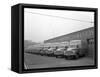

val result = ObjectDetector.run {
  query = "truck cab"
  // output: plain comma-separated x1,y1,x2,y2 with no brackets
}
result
46,47,57,56
40,47,49,56
54,46,67,57
64,40,88,59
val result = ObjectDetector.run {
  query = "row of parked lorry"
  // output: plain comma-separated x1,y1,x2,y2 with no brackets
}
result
25,40,88,59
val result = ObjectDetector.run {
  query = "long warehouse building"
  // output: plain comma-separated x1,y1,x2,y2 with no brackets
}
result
44,27,95,58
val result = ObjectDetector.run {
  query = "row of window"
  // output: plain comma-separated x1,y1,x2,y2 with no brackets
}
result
87,38,94,44
45,28,94,43
68,29,94,40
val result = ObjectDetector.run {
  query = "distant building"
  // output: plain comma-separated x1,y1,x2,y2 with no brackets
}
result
44,27,94,58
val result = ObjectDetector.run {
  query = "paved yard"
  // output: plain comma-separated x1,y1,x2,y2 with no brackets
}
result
24,53,94,69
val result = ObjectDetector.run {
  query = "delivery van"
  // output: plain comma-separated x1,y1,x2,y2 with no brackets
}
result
64,40,88,59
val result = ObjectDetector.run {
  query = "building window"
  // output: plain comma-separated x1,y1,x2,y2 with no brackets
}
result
87,38,94,44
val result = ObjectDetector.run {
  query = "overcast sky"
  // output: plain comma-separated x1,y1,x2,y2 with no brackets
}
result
24,8,94,43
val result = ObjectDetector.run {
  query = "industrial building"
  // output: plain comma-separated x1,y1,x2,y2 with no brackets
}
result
44,27,95,58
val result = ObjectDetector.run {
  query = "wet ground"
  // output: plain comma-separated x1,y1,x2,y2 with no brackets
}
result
24,53,94,69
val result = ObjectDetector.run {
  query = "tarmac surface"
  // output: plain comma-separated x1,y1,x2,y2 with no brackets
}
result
24,53,94,69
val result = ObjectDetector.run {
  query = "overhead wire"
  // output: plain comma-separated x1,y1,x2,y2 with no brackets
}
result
25,11,94,23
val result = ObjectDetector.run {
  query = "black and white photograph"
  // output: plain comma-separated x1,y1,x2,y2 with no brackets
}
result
24,7,95,70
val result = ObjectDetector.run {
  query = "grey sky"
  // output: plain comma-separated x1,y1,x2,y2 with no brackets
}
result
24,8,94,43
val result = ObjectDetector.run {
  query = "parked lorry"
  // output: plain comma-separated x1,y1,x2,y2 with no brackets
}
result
40,47,49,56
45,47,57,56
64,40,88,59
54,46,68,57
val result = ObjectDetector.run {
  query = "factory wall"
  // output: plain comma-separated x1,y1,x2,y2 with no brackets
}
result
44,27,95,58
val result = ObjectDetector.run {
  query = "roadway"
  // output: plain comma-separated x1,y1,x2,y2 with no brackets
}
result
24,52,94,69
